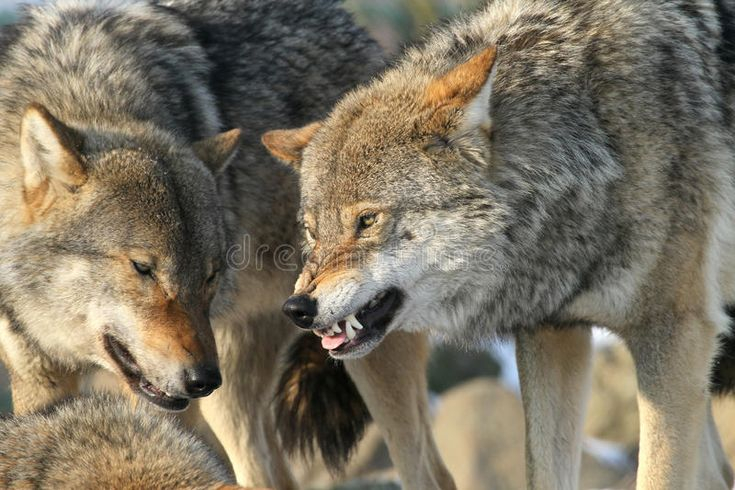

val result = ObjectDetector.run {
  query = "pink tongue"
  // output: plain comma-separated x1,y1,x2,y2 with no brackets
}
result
321,331,348,350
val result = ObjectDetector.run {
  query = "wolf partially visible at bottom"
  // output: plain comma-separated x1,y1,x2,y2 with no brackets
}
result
0,393,266,490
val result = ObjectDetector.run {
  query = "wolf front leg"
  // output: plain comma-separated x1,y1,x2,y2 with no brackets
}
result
626,314,730,490
197,314,298,490
0,315,79,414
516,327,593,490
345,331,456,490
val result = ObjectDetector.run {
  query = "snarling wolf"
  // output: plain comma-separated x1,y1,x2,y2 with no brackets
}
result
0,394,255,489
265,0,735,487
0,1,455,488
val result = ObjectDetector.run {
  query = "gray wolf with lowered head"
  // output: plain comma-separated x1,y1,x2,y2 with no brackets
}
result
264,0,735,487
0,0,237,415
0,1,453,489
0,393,257,489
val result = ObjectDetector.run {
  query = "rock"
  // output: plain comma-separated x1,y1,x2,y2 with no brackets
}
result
585,343,639,450
433,378,526,490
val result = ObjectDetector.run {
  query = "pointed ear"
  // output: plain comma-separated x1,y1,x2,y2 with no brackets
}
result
425,46,498,132
20,103,86,212
193,128,242,174
261,122,322,171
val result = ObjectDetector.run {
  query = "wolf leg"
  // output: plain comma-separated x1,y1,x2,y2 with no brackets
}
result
515,327,592,490
198,315,298,490
626,315,729,490
0,315,78,414
345,331,456,490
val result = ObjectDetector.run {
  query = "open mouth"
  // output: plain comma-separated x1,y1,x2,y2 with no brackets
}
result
103,334,189,411
314,288,404,356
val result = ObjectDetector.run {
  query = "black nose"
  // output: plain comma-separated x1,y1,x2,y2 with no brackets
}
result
282,294,318,328
184,365,222,398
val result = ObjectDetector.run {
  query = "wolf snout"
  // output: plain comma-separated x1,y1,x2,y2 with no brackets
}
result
183,364,222,398
282,294,318,329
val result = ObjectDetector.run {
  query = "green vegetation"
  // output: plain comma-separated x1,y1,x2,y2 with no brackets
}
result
345,0,483,54
0,11,16,26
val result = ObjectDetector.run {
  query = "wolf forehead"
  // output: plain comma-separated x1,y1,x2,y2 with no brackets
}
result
80,147,224,251
300,76,471,203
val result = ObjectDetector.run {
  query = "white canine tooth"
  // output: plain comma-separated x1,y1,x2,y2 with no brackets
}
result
345,322,356,340
332,323,342,334
346,313,364,330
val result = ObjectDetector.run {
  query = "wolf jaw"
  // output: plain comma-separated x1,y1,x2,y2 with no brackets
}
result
313,288,403,357
103,334,190,411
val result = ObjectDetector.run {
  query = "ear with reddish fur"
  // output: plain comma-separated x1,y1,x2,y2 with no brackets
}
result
425,46,498,133
193,128,242,174
261,122,322,170
20,103,86,216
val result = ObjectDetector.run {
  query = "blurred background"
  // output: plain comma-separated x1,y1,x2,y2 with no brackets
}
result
0,1,734,489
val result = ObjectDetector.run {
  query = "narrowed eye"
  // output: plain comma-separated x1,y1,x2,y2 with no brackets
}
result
206,270,219,285
131,261,153,277
357,213,377,233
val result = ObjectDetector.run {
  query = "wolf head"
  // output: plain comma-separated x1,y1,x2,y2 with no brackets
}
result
2,104,241,410
263,48,504,359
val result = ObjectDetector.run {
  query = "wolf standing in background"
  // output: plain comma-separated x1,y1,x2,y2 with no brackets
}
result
265,0,735,488
0,1,454,488
0,394,254,489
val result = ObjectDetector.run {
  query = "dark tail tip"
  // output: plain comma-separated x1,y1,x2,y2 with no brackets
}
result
273,333,371,474
712,306,735,395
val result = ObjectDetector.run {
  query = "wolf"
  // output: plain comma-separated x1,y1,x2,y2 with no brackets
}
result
0,1,454,488
0,393,255,489
264,0,735,487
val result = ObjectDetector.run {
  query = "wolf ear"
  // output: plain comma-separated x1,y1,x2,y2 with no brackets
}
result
193,128,242,174
20,103,87,213
261,122,323,171
425,46,498,133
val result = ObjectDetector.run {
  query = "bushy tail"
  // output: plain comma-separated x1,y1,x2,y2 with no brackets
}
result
273,333,371,473
711,306,735,395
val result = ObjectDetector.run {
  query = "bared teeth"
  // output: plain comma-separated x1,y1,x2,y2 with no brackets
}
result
346,313,364,330
345,322,356,340
331,323,342,335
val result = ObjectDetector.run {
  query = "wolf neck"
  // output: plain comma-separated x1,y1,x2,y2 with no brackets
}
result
0,0,222,226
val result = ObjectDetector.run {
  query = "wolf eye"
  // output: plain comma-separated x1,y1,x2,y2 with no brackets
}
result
357,213,377,232
131,261,153,277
